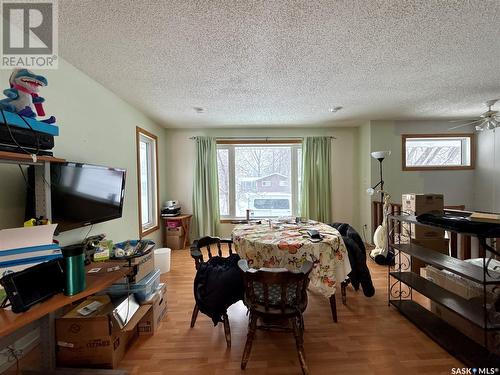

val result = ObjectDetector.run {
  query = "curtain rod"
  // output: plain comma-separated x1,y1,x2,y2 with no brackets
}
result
188,136,337,140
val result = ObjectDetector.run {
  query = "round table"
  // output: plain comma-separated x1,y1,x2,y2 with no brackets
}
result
232,220,352,320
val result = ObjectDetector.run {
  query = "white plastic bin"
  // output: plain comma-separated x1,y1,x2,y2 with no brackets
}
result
155,248,171,274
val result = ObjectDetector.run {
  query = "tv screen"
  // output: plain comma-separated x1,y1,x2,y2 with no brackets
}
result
49,162,126,232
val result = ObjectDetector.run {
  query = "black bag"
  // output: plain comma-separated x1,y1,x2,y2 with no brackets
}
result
193,254,244,325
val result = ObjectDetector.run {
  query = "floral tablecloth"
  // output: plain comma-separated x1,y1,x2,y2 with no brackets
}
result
232,221,352,298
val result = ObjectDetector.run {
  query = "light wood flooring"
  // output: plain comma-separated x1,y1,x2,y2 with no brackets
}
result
119,248,463,375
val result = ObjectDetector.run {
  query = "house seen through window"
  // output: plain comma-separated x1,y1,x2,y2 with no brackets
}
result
217,142,302,218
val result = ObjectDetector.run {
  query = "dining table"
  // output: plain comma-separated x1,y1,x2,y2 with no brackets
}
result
232,219,352,322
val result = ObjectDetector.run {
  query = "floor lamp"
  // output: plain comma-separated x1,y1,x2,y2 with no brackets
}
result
366,150,392,264
366,150,391,204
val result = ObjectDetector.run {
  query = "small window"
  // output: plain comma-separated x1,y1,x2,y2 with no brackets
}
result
279,180,288,187
402,134,475,171
136,127,159,237
261,181,272,187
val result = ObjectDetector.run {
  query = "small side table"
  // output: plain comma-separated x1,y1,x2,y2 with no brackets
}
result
162,214,193,248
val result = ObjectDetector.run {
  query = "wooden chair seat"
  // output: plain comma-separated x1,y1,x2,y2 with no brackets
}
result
238,259,312,375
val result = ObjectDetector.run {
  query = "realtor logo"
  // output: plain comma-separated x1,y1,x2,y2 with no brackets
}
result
0,0,58,69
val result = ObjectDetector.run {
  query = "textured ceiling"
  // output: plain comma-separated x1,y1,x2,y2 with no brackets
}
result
59,0,500,128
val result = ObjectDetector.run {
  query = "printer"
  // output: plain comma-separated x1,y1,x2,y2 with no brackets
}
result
161,200,181,217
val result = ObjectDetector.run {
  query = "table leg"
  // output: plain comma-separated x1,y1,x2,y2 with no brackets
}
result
329,294,338,323
182,218,191,248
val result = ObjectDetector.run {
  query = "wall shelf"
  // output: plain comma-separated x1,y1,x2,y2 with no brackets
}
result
0,150,65,165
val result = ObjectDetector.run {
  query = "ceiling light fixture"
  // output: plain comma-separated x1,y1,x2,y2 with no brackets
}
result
329,106,343,113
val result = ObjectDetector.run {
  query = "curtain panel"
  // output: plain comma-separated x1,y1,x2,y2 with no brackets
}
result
192,136,220,238
300,136,332,223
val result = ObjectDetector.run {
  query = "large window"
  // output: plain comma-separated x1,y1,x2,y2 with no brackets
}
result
402,134,475,171
136,127,159,237
217,141,302,219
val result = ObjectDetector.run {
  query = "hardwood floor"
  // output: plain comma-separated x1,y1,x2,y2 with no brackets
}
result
120,248,463,375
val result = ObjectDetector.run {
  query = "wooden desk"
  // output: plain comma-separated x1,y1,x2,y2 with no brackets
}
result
0,262,130,371
162,214,192,248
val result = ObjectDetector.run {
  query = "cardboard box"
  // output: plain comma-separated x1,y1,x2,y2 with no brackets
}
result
420,267,500,355
402,193,444,215
131,251,155,283
56,295,151,368
401,193,445,240
401,222,445,240
166,235,183,250
138,283,167,336
166,227,184,237
430,303,499,355
410,238,449,273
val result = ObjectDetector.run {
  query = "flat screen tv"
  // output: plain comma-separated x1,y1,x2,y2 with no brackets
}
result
48,162,126,232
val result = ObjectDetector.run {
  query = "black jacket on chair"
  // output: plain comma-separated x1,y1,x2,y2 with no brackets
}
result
329,223,375,297
193,253,244,325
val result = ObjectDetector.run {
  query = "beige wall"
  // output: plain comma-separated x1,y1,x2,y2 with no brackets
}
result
0,59,166,246
367,120,475,210
357,122,372,235
164,127,360,237
474,129,500,212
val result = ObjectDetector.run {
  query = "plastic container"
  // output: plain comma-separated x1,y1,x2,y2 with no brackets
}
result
154,248,171,274
166,221,181,228
106,268,160,303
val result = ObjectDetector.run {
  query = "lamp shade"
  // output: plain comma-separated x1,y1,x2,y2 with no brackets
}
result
371,150,391,160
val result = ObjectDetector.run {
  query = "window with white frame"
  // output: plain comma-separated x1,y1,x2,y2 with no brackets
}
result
136,127,159,236
402,134,475,170
217,142,302,219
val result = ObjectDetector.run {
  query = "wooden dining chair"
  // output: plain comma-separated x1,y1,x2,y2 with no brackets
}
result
190,236,234,347
238,259,313,375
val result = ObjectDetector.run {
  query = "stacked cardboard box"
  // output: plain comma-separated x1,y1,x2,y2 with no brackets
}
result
166,226,184,250
401,193,445,239
129,251,155,283
138,283,167,335
401,194,447,273
55,295,151,368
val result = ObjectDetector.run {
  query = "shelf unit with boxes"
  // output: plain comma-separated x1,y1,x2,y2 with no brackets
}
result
388,213,500,367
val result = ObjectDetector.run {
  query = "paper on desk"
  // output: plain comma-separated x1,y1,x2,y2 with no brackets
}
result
0,224,58,251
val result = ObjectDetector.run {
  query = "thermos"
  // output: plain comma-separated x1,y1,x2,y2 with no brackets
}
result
61,244,86,296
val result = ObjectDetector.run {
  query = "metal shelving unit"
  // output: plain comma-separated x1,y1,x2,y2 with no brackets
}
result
388,214,500,367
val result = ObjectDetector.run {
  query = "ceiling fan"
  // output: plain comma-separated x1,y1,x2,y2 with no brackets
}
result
449,99,500,131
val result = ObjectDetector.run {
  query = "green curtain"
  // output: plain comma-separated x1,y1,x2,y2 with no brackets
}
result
300,136,332,223
192,136,220,239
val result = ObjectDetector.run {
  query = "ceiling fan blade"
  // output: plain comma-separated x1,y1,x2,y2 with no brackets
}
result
448,118,479,123
448,119,484,130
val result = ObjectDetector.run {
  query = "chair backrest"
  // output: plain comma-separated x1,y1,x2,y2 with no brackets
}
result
238,260,313,314
190,236,234,270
